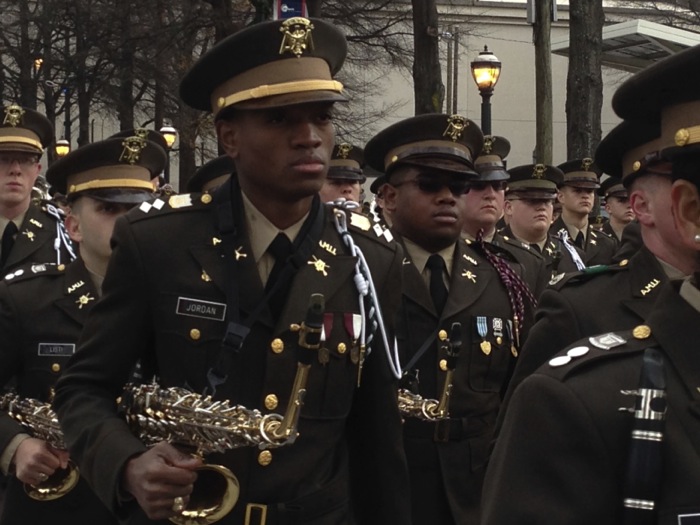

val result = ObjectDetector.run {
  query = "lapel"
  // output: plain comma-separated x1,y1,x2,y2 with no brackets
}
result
583,225,602,263
393,235,436,317
619,246,667,320
6,205,55,268
54,259,100,325
442,239,494,320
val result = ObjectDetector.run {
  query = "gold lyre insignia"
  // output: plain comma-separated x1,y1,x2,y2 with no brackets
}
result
581,157,593,171
119,131,148,165
533,164,546,179
234,246,247,261
76,293,95,309
308,255,330,276
482,136,494,154
279,18,314,57
443,115,468,142
3,104,24,127
337,143,352,159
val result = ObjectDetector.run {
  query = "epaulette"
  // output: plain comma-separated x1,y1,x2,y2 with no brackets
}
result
498,235,545,261
3,262,65,283
344,208,394,244
548,258,631,288
467,238,519,264
590,228,615,242
540,325,654,382
129,193,213,222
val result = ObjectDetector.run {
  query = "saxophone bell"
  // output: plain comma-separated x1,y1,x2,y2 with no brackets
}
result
25,461,80,501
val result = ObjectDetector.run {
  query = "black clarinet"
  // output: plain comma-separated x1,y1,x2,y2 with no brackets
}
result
620,347,667,525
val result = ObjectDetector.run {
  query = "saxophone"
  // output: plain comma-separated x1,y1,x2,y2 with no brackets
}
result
398,322,462,421
0,392,80,500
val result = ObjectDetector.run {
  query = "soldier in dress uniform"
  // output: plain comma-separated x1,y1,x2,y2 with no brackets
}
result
0,131,162,525
463,136,547,298
483,42,700,524
599,175,634,242
0,104,74,274
319,142,365,205
365,114,534,525
54,18,410,525
501,163,586,279
551,157,618,265
186,155,235,194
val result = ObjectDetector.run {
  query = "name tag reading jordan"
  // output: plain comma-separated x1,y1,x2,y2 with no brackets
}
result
38,343,75,356
176,297,227,321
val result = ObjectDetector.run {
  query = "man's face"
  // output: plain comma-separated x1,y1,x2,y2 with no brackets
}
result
319,178,362,203
558,185,595,215
505,197,553,242
0,152,41,213
385,166,469,252
66,197,134,263
216,102,335,204
459,180,506,235
605,195,634,224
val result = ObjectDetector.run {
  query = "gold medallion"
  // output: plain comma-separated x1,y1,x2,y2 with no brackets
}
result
480,340,492,355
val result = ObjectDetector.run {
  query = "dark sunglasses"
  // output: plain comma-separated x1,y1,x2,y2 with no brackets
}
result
393,178,471,196
469,180,508,192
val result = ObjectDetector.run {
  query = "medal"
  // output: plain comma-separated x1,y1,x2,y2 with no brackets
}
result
477,317,491,356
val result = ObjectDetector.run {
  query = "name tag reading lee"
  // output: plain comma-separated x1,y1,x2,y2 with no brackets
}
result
38,343,75,357
176,297,227,321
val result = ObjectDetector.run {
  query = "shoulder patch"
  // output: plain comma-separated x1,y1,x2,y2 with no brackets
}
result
548,263,628,290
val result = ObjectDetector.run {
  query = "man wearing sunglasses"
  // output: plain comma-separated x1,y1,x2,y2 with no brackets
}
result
365,114,534,525
0,104,74,274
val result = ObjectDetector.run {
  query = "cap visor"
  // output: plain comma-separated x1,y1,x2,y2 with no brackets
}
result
78,188,154,204
224,90,347,112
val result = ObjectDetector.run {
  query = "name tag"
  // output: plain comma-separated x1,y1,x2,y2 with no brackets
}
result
679,514,700,524
176,297,227,321
38,343,75,357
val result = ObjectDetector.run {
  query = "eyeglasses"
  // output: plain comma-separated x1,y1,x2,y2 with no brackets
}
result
0,155,39,168
393,178,471,196
468,180,508,192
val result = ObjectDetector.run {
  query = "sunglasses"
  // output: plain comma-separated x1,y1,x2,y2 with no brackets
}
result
468,180,508,192
393,178,471,196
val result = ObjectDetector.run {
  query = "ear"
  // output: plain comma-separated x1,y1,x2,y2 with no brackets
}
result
557,190,564,204
503,199,513,218
383,184,399,214
670,179,700,251
64,211,82,244
216,119,239,159
629,187,652,227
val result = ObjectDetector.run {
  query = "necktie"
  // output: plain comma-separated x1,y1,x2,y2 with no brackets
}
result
574,231,585,249
426,254,448,315
1,221,18,267
265,233,294,318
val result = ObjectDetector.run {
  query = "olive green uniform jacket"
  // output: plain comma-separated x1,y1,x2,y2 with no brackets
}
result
550,216,618,266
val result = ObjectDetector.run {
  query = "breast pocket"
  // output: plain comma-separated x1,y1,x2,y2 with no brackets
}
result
467,315,515,393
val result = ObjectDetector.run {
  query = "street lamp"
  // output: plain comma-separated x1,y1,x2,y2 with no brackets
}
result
54,138,71,157
470,45,502,135
159,124,178,184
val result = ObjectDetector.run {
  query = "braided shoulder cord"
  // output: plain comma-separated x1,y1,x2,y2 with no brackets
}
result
475,229,537,346
45,203,77,264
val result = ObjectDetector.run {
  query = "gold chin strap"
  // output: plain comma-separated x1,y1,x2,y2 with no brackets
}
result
216,79,344,110
68,178,155,194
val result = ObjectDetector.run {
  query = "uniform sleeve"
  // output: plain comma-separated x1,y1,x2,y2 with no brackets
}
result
482,374,619,524
346,240,412,525
53,217,150,516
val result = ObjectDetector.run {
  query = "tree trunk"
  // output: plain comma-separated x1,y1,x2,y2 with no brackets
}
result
566,0,604,160
411,0,444,115
533,0,553,164
117,1,135,130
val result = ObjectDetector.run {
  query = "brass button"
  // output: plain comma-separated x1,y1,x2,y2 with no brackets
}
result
289,324,301,332
51,363,61,373
264,394,279,410
619,259,629,267
57,264,65,271
271,338,284,354
258,450,272,466
337,342,347,354
632,325,651,340
439,359,448,371
201,194,212,204
496,336,503,345
438,330,448,341
189,328,201,341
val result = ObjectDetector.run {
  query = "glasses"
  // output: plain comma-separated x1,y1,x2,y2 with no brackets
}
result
0,155,39,168
393,178,471,196
469,180,508,192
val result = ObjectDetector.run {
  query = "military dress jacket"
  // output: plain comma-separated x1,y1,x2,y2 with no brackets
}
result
499,225,586,279
550,216,618,266
483,281,700,525
503,245,668,413
1,203,74,275
53,179,410,525
490,232,548,298
396,236,532,525
0,259,115,525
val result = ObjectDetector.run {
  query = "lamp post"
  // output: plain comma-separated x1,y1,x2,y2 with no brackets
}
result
159,124,178,184
54,138,71,158
470,46,502,136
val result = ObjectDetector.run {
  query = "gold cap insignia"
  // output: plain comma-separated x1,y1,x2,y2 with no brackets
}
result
533,164,546,179
279,17,315,58
443,115,468,142
3,104,25,127
120,132,148,164
337,142,352,159
482,136,494,154
581,158,593,171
